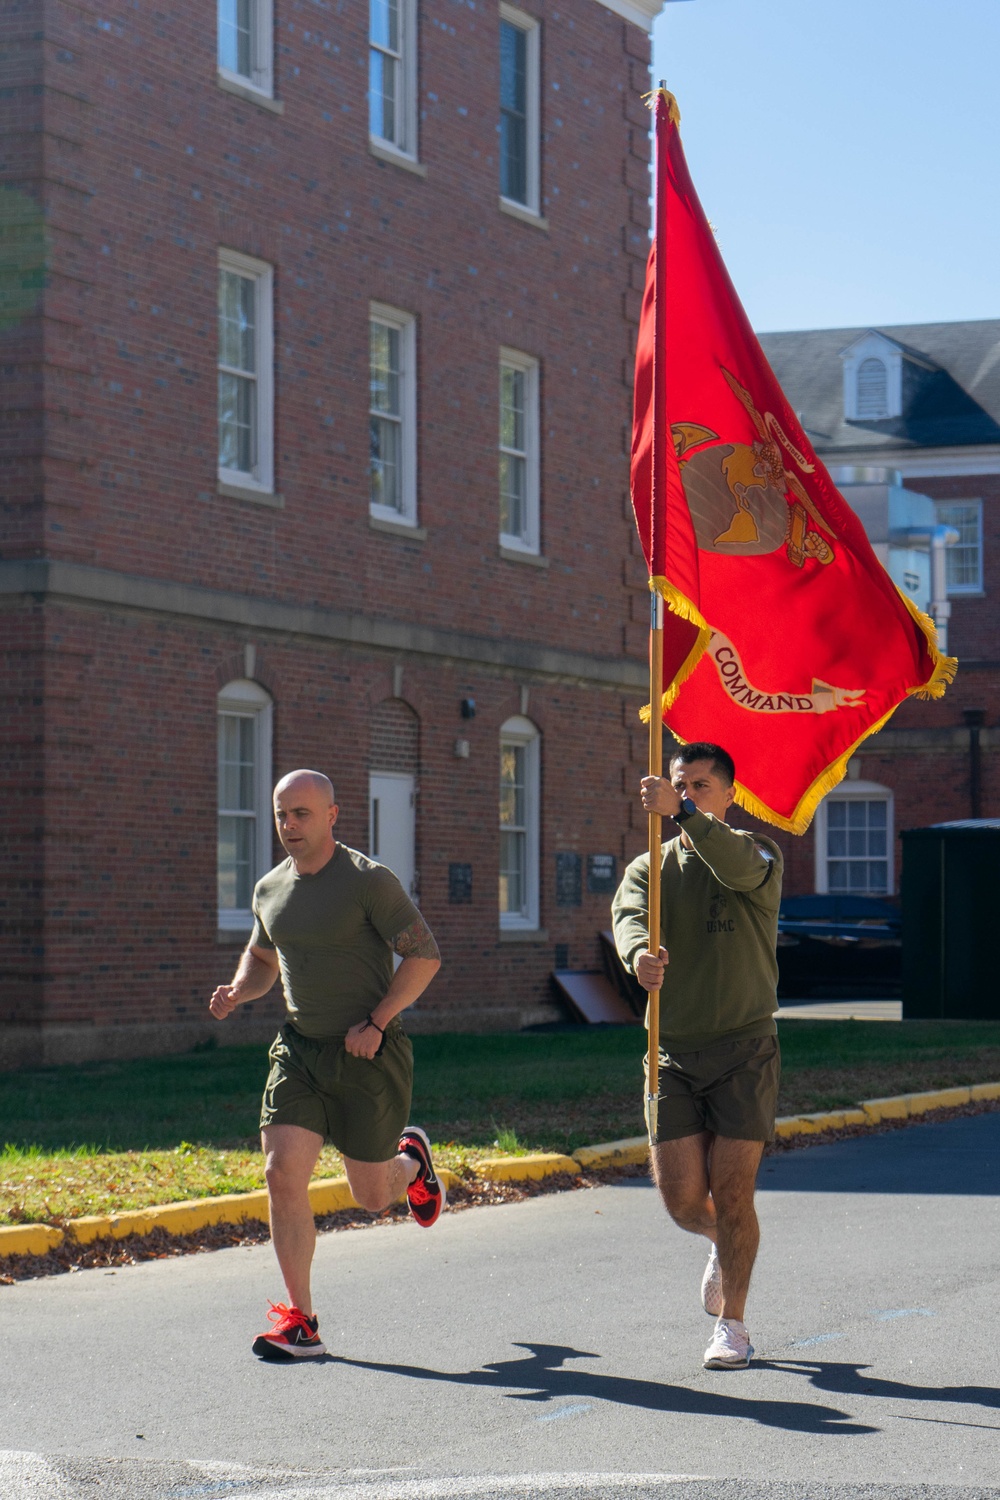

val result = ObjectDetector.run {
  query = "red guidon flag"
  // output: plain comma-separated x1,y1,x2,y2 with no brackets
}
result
631,90,956,834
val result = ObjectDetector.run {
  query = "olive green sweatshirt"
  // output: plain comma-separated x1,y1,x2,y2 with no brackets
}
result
611,808,783,1050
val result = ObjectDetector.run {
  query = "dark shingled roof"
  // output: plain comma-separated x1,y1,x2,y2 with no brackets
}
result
757,319,1000,454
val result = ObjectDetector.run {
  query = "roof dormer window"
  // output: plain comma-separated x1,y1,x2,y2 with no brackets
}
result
840,331,906,422
856,357,889,419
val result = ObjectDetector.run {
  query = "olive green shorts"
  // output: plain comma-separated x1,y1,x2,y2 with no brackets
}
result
645,1033,780,1144
260,1021,413,1162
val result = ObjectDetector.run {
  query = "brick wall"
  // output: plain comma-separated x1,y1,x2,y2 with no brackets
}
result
0,0,657,1063
0,603,641,1054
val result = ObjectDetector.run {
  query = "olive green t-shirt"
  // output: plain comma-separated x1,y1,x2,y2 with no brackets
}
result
611,808,783,1051
250,843,420,1039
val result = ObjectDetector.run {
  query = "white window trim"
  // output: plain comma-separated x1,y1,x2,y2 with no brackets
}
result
369,302,418,527
218,249,275,495
217,0,274,99
369,0,419,161
934,498,983,594
499,347,540,555
217,679,273,930
499,714,541,931
499,4,541,217
814,779,894,897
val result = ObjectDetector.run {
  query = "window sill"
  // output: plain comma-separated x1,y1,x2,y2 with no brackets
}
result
498,927,549,943
499,197,549,231
370,514,427,541
500,545,548,569
369,139,427,177
217,73,284,114
948,590,985,599
218,479,284,508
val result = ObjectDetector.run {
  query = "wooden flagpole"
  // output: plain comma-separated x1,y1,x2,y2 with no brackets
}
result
646,83,670,1146
646,590,664,1144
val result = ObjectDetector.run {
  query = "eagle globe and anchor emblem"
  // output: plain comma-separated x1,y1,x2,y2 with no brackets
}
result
674,368,836,569
671,372,867,718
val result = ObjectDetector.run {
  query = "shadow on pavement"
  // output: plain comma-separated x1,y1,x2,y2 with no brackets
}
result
759,1358,1000,1424
331,1340,877,1435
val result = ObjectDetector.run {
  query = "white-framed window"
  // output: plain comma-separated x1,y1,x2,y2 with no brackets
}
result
218,250,274,493
499,349,540,553
499,6,540,214
369,0,417,158
217,0,274,97
369,303,417,524
814,781,893,896
935,500,983,593
499,714,540,929
217,680,273,930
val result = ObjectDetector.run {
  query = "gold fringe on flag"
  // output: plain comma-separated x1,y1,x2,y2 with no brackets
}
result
638,575,712,721
636,580,959,836
896,589,959,700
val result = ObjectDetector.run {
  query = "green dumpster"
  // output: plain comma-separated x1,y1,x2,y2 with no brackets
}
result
901,821,1000,1020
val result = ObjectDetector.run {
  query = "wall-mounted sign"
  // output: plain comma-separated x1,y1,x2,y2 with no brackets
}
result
448,863,473,904
587,853,618,895
555,852,582,907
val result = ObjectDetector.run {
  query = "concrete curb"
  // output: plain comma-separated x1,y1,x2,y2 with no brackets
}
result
3,1082,999,1260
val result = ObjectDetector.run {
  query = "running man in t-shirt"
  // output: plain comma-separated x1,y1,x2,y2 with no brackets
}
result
210,768,443,1362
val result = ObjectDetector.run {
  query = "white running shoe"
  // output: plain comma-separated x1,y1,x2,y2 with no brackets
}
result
704,1317,754,1369
700,1243,722,1317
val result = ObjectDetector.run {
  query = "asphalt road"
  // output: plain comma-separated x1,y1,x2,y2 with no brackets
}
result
2,1113,999,1500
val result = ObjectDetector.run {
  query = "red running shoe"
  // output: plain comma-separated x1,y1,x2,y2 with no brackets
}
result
399,1125,446,1228
251,1302,326,1361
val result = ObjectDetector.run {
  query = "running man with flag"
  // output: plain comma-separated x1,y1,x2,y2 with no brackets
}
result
622,88,955,1369
613,743,782,1370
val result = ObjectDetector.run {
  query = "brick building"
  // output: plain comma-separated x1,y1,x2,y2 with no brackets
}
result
745,320,1000,900
0,0,670,1067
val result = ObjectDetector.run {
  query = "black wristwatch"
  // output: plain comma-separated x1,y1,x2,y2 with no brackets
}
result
673,797,698,823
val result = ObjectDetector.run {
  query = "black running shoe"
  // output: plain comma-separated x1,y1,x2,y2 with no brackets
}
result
251,1302,326,1361
399,1125,446,1227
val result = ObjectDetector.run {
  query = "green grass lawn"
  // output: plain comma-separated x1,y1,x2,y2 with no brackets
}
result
3,1020,1000,1227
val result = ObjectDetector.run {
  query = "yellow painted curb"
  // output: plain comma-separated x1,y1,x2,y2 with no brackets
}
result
906,1086,972,1115
68,1189,273,1245
0,1224,65,1258
573,1138,648,1169
773,1108,868,1137
473,1152,579,1182
3,1081,999,1261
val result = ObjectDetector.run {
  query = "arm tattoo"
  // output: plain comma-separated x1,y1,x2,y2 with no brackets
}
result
393,914,441,962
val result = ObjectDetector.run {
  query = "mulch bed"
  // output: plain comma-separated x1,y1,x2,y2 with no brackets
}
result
3,1096,998,1285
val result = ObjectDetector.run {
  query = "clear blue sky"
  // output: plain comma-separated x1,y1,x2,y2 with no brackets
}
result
652,0,1000,333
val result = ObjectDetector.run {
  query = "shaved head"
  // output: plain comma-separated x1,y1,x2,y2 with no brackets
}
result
274,769,335,805
272,770,339,872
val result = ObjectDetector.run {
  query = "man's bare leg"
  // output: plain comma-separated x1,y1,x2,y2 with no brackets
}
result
651,1131,716,1239
342,1151,418,1212
709,1136,765,1323
652,1133,765,1318
261,1123,324,1315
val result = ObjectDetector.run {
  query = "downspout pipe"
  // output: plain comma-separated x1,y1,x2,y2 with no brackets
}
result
890,523,960,653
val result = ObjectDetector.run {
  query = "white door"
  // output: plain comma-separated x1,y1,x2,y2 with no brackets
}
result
369,772,416,901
